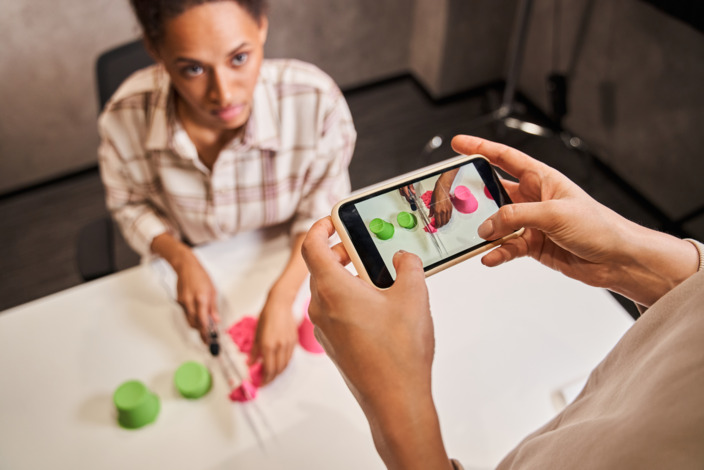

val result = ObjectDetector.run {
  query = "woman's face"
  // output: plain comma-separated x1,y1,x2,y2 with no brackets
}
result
155,2,268,131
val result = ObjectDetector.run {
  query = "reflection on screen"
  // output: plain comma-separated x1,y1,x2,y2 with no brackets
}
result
354,162,500,279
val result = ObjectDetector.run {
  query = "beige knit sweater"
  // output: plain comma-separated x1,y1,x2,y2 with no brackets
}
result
498,269,704,469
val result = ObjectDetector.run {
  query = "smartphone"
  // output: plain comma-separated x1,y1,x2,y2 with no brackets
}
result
332,154,524,288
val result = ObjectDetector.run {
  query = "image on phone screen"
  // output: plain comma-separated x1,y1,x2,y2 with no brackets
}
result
337,157,513,287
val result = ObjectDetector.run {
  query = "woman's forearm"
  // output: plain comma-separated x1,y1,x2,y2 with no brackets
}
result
267,233,309,305
365,392,453,470
610,221,699,307
150,232,196,273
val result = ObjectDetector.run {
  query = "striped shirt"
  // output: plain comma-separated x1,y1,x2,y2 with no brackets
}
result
98,59,356,256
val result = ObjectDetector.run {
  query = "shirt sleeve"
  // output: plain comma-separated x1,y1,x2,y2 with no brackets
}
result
97,112,175,257
289,85,357,236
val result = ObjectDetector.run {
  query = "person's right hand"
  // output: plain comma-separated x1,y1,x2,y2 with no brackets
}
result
174,253,220,343
453,135,698,306
453,134,622,285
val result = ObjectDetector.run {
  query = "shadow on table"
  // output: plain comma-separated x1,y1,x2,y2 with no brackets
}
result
206,402,381,470
76,392,116,428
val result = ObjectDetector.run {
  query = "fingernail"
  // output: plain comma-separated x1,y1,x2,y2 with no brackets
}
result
397,249,407,254
477,219,493,239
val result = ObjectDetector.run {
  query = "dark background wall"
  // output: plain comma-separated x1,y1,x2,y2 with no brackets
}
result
1,0,702,235
518,0,704,234
0,0,417,195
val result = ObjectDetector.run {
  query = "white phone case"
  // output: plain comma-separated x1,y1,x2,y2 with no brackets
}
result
331,154,524,287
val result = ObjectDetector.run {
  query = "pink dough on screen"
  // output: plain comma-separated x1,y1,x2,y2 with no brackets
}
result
484,185,493,200
298,298,325,354
423,217,438,233
421,190,433,209
229,380,258,402
228,316,258,354
451,185,479,214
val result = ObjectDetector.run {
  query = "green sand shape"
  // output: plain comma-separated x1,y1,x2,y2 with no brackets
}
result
174,361,212,399
369,218,394,240
113,380,160,429
397,211,417,229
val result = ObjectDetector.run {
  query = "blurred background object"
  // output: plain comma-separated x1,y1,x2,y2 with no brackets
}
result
1,0,703,312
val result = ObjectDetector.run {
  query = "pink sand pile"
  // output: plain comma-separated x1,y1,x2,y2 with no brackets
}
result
423,217,438,233
227,316,260,402
228,316,257,354
229,380,258,402
226,299,324,402
421,190,433,208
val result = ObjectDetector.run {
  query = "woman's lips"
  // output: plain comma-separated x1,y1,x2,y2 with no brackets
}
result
213,104,245,121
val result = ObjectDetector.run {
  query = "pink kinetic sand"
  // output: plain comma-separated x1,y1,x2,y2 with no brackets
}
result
298,298,325,354
229,380,258,402
228,316,258,354
423,217,438,233
249,362,264,388
484,185,493,200
421,190,433,209
420,191,438,232
451,185,478,214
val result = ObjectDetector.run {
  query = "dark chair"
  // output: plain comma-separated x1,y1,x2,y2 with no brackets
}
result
76,39,153,282
96,39,154,110
76,218,117,282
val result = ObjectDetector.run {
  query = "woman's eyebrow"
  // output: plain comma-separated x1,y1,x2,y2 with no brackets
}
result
174,42,251,64
226,42,250,55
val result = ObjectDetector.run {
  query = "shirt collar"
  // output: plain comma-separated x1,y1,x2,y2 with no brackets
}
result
144,64,281,155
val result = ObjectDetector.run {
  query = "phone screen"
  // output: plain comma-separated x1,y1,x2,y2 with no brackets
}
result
336,157,513,288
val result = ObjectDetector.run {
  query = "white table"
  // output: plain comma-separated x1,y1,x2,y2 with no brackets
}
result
0,225,633,470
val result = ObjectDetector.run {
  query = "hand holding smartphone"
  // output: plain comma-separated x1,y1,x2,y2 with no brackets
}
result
332,154,524,288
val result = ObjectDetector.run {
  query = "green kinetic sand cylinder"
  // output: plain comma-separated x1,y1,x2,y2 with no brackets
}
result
174,361,212,399
369,218,394,240
113,380,160,429
397,211,417,229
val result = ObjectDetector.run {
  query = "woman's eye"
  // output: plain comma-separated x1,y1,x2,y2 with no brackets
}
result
182,64,204,77
232,53,249,67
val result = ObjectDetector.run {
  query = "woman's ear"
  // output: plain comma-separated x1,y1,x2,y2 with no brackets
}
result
142,37,162,63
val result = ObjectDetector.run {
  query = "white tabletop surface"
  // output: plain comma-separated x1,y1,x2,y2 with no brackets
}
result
0,225,633,470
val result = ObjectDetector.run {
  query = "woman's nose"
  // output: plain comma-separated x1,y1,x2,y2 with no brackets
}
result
208,68,233,104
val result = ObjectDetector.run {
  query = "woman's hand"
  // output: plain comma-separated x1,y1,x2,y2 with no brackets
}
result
249,294,298,386
453,135,698,306
151,233,219,343
429,187,453,228
429,169,459,228
247,232,309,386
173,252,220,343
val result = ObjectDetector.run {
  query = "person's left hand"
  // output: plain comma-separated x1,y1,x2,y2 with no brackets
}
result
430,187,454,228
249,296,298,386
429,170,457,228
